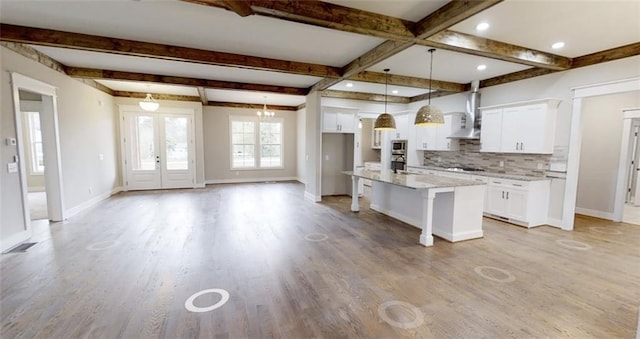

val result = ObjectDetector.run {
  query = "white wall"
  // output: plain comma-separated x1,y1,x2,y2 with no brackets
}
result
1,46,119,249
576,91,640,217
321,133,354,196
202,106,297,183
296,107,306,184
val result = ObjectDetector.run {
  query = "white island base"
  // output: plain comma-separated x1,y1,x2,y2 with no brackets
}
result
370,181,485,244
345,169,485,247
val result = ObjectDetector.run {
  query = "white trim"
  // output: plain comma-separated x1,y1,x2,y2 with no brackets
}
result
613,109,640,221
304,191,321,202
546,218,564,228
228,115,285,170
563,77,640,231
205,176,297,185
64,187,122,219
575,207,615,221
478,98,562,110
572,77,640,98
28,186,46,193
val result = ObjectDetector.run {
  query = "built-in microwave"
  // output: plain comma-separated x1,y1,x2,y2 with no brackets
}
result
391,140,406,154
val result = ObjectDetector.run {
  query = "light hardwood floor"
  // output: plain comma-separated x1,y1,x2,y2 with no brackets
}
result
2,182,639,338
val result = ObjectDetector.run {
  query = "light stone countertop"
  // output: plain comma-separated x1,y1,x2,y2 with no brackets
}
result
407,165,550,182
343,168,486,190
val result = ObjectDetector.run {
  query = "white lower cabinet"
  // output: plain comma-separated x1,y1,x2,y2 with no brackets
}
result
484,178,549,227
407,168,550,227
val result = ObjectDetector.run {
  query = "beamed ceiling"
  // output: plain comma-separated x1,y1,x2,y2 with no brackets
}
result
1,0,639,109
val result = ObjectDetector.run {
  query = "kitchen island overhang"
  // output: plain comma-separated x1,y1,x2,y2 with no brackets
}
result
343,169,486,247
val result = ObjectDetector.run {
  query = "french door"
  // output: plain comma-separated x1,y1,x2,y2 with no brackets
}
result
121,109,195,190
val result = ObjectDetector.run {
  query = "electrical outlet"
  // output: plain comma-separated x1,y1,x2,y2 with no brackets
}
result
325,155,329,161
99,153,104,161
437,157,441,162
537,163,544,170
235,171,239,176
499,161,504,167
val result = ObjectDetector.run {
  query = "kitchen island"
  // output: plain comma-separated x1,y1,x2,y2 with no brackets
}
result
343,168,486,247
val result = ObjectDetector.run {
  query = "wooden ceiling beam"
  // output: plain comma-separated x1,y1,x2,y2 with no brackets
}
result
247,0,415,42
207,101,298,111
480,43,640,88
570,42,640,69
312,0,503,91
409,90,460,103
221,0,255,17
412,0,503,39
321,90,411,104
113,91,202,102
424,30,571,70
0,24,341,78
64,67,309,95
349,71,468,92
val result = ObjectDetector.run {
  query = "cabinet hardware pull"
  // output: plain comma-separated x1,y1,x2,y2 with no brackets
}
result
502,191,505,199
506,191,509,199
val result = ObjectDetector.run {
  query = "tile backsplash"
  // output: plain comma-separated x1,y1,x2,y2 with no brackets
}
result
422,140,551,177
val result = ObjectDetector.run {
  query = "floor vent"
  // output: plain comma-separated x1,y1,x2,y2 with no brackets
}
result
7,242,38,253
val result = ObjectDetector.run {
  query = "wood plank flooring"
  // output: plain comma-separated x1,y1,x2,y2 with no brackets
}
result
1,182,639,338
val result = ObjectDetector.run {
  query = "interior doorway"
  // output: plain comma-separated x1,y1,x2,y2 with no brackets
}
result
4,73,65,252
18,90,49,221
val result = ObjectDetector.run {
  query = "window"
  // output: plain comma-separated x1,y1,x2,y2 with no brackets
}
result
230,116,283,169
24,111,44,174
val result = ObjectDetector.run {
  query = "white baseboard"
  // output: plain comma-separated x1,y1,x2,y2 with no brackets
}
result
28,186,45,193
546,218,564,228
304,191,321,202
575,207,614,220
205,176,297,185
64,186,121,219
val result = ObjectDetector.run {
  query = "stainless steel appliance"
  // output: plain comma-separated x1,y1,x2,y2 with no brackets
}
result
391,140,406,154
391,140,407,172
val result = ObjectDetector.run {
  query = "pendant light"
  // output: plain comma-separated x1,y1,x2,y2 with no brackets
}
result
414,48,444,126
139,85,159,112
256,96,274,119
374,68,396,130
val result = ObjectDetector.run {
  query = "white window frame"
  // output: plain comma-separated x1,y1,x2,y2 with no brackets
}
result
229,116,284,170
23,111,44,175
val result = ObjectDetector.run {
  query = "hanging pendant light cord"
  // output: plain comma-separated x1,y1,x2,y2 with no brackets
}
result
428,48,435,105
384,69,389,113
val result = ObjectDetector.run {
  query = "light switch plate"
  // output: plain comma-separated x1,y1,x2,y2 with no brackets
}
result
7,162,18,173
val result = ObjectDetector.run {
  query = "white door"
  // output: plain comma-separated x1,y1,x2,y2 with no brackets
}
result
122,111,194,190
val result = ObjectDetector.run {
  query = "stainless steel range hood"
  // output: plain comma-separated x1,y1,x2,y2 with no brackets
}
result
448,80,481,140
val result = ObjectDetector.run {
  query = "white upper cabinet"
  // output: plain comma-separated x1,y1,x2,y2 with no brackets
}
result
479,99,560,154
479,108,503,152
392,114,409,140
322,106,358,133
416,114,463,151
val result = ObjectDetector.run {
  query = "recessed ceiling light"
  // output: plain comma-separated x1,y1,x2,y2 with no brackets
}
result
476,22,490,31
477,64,487,71
552,41,565,49
392,90,399,94
346,83,354,88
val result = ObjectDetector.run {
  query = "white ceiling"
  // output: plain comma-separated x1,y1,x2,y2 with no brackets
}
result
30,45,323,88
204,89,305,107
324,0,449,21
451,0,640,58
95,80,199,97
1,0,638,106
367,45,531,83
328,80,430,97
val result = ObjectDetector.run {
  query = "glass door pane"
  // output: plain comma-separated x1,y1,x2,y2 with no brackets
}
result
164,117,188,170
131,115,155,171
